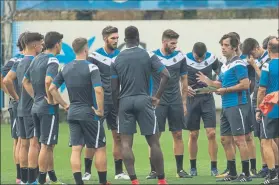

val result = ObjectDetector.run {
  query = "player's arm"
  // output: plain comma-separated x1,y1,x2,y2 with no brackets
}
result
1,74,9,94
22,66,34,98
212,58,222,75
90,64,104,117
196,71,222,89
49,70,68,110
3,64,19,101
257,63,269,108
247,57,261,78
180,57,188,114
45,58,59,104
111,62,120,113
150,53,170,101
1,60,15,94
225,65,250,93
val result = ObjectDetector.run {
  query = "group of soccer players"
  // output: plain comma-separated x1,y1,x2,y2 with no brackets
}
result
1,25,278,185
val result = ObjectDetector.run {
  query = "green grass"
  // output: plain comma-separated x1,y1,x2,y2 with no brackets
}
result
1,123,264,184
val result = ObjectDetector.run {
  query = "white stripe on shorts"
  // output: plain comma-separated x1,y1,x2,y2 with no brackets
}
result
95,120,100,148
238,108,245,134
12,119,16,130
261,117,268,138
47,115,55,145
153,109,157,134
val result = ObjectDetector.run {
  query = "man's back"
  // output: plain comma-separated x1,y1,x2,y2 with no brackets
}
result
12,55,35,116
53,60,102,121
111,47,163,99
26,53,59,114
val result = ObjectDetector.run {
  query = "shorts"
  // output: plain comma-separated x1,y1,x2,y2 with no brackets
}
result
246,95,254,133
100,104,117,130
185,94,216,131
253,109,261,138
18,116,36,139
156,103,185,132
260,117,279,139
33,113,59,145
220,104,250,136
118,95,158,135
68,119,106,149
8,100,19,139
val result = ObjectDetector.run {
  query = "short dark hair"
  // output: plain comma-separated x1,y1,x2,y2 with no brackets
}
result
241,38,259,55
193,42,207,57
219,34,239,50
102,26,118,38
228,32,240,42
72,37,88,54
17,32,28,51
23,32,44,45
162,29,179,40
262,36,276,50
125,26,139,40
268,38,279,54
44,31,63,49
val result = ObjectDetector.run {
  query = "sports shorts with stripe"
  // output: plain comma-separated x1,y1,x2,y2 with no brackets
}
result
68,119,106,149
260,117,279,139
220,103,250,136
9,100,19,139
33,113,59,145
118,95,159,136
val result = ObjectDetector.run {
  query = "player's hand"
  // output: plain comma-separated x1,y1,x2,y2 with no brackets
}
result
183,103,187,116
92,106,104,117
196,72,209,85
152,96,160,108
44,96,54,105
216,88,227,95
63,104,69,112
247,55,256,66
256,111,261,121
188,86,196,97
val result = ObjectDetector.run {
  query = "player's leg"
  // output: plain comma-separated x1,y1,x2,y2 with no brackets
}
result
82,147,95,181
229,105,252,182
136,95,167,184
68,120,85,185
201,95,218,176
146,104,167,179
271,139,279,174
185,96,201,176
169,104,191,178
217,110,237,181
107,104,129,180
18,117,30,184
260,118,279,184
82,119,108,185
118,97,138,184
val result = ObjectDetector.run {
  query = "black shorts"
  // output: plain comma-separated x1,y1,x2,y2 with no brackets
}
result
33,113,59,145
118,95,158,136
156,103,185,132
8,100,20,139
220,104,250,136
260,117,279,139
185,94,216,131
18,116,36,139
246,95,254,133
68,119,106,149
101,104,117,130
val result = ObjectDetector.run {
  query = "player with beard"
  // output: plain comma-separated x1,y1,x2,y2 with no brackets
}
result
85,26,129,181
146,29,191,179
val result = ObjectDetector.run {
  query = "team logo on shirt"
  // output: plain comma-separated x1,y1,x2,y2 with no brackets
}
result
173,58,177,63
204,61,208,66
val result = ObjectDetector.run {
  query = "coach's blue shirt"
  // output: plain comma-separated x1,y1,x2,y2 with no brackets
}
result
259,58,279,118
218,56,248,108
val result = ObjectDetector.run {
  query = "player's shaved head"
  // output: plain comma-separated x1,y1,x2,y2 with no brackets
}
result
242,38,259,55
268,37,279,54
125,26,139,41
72,37,88,54
262,36,276,50
193,42,207,58
162,29,179,41
102,26,118,38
